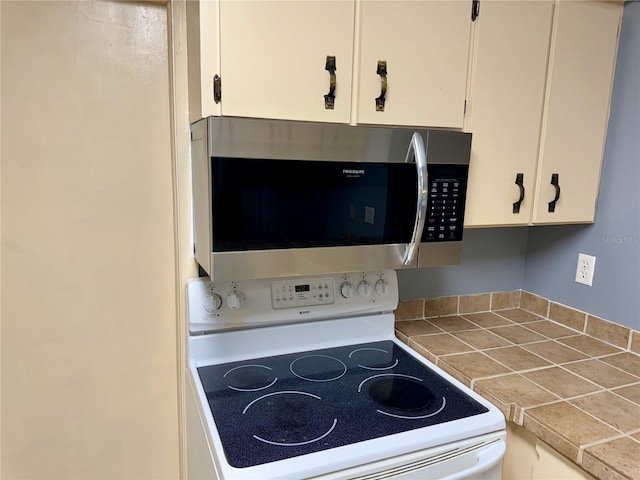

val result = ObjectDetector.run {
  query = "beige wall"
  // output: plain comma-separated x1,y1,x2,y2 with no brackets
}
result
1,1,180,478
0,0,3,473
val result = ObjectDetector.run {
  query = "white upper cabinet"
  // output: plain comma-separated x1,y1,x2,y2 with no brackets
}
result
464,0,622,227
186,0,623,228
355,1,472,128
217,0,356,123
186,0,221,122
187,0,474,127
532,1,622,224
464,1,554,227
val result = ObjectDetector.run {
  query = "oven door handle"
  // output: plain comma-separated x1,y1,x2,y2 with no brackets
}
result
403,132,428,266
440,440,506,480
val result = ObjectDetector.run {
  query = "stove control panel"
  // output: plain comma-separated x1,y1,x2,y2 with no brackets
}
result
187,269,399,334
271,277,335,309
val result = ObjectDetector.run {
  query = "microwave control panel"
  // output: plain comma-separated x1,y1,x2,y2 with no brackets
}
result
423,164,469,243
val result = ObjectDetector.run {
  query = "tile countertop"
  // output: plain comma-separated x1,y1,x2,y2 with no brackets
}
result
394,291,640,480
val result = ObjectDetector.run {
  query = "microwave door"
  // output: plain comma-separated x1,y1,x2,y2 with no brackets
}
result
207,150,425,280
210,158,419,249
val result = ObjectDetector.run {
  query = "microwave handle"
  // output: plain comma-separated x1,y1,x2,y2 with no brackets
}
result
403,132,428,266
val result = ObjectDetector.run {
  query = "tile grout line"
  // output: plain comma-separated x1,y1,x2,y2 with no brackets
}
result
608,385,640,406
465,300,634,353
558,353,640,388
521,293,636,344
516,371,638,443
555,363,640,403
578,431,630,465
421,316,626,373
545,296,551,318
414,289,637,352
398,299,639,480
568,395,639,436
400,307,639,397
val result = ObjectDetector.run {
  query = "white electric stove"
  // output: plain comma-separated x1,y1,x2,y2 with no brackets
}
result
185,269,506,480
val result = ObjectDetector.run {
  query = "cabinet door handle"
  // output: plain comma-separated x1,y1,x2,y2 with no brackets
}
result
324,56,336,110
376,60,387,112
513,173,525,214
548,173,560,212
213,74,221,104
471,0,480,21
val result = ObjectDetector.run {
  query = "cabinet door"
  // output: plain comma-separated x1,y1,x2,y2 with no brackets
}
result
218,0,355,123
186,0,221,123
356,1,471,128
464,1,554,227
532,1,622,224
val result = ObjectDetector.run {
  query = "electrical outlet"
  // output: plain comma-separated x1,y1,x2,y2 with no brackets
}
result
575,253,596,286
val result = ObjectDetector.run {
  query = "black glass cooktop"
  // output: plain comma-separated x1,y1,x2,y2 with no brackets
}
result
197,340,488,468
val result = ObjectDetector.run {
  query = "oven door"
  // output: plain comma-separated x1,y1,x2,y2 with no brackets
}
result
191,117,429,281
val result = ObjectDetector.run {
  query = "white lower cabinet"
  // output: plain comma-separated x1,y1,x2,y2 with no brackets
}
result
503,423,595,480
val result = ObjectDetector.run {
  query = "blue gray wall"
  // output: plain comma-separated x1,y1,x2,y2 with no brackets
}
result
398,1,639,330
397,228,528,298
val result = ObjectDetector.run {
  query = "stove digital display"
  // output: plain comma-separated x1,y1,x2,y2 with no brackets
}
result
197,340,489,468
295,284,310,292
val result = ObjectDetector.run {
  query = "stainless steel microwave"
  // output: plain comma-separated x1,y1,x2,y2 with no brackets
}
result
190,117,471,281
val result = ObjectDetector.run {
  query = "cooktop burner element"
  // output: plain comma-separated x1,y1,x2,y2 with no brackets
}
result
243,390,339,448
223,365,276,391
367,375,438,412
350,347,398,370
290,355,347,382
197,340,488,468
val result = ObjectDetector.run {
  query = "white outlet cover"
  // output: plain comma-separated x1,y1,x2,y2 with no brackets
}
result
575,253,596,286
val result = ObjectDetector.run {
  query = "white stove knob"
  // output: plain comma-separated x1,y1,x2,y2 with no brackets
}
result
357,280,372,298
226,290,246,310
340,282,355,299
375,279,389,296
204,293,222,313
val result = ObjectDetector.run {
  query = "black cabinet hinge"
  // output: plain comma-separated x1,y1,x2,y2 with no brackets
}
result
213,74,221,104
472,0,480,21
